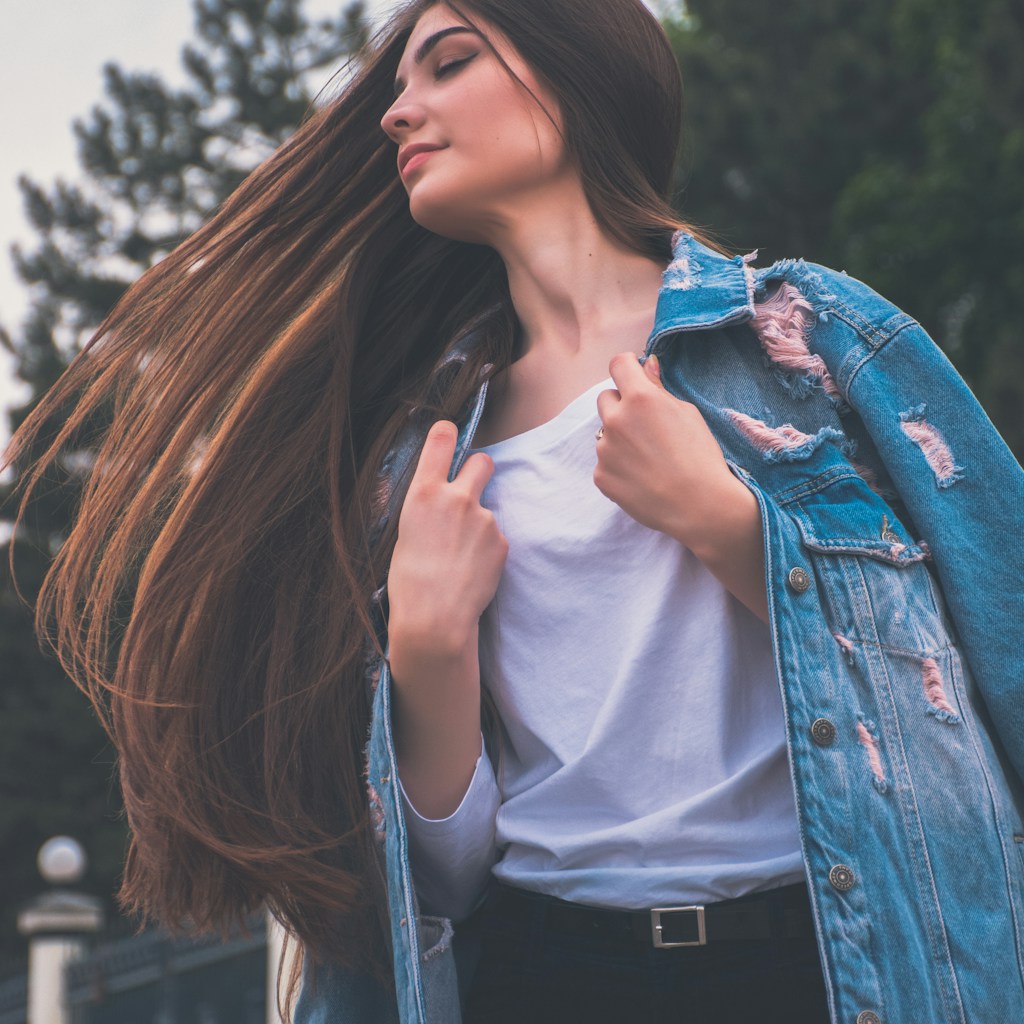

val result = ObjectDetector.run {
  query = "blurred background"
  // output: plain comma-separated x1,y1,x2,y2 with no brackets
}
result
1,0,1021,1018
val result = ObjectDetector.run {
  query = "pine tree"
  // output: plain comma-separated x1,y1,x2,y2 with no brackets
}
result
667,0,1023,455
0,0,369,965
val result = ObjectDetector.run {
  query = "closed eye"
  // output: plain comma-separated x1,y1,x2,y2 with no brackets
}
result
435,54,476,79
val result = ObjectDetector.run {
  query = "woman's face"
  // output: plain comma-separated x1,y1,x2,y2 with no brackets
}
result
380,4,569,243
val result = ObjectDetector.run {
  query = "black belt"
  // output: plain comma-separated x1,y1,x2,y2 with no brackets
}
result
487,880,815,948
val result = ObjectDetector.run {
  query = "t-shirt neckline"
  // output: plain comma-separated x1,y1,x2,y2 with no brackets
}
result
470,376,614,457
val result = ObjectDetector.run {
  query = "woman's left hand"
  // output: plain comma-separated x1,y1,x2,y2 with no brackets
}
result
595,351,769,622
594,351,744,549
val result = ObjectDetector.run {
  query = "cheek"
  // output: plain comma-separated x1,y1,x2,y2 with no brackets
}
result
402,79,566,233
461,72,562,167
469,113,564,189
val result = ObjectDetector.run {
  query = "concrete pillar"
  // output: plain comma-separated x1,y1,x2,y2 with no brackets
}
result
266,909,299,1024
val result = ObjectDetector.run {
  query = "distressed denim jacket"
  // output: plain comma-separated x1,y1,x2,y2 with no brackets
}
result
295,232,1024,1024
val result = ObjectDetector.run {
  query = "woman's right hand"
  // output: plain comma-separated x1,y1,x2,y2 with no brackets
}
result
387,419,509,657
386,421,506,817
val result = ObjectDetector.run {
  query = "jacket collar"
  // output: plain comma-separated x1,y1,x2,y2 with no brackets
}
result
646,231,757,350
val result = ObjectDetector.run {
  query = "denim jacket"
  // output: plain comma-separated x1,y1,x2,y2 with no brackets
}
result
295,232,1024,1024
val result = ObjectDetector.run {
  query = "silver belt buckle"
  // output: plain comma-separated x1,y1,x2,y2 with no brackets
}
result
650,905,706,947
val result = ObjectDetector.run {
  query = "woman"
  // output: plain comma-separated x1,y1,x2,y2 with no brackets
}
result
4,1,1022,1022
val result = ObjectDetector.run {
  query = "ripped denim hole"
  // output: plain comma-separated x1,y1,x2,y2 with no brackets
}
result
751,281,841,401
833,632,856,665
899,404,964,488
922,657,961,723
856,717,888,794
726,408,846,463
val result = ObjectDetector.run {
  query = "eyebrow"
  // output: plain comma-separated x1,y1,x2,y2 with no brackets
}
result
393,26,480,96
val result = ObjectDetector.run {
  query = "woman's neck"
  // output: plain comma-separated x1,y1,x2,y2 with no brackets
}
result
484,189,665,365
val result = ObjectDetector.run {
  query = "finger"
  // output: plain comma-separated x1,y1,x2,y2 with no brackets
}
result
607,351,647,394
411,420,459,485
595,387,620,423
643,352,663,387
454,451,496,502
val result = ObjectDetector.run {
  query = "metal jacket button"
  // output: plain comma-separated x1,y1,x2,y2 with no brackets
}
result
811,718,837,747
856,1012,881,1024
788,566,811,592
829,864,856,891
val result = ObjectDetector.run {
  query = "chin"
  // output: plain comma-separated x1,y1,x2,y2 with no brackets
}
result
407,191,491,245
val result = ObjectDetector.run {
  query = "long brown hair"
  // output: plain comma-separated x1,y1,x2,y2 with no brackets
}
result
2,0,726,996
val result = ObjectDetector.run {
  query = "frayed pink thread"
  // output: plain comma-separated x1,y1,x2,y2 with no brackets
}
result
900,420,958,478
727,410,815,452
899,409,963,487
833,633,854,655
751,282,840,397
856,722,886,784
922,657,956,715
363,745,387,836
367,782,386,834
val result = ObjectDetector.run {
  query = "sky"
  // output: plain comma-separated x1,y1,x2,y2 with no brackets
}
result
0,0,403,449
0,0,665,450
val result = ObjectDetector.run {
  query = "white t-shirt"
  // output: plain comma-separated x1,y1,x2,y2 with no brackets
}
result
399,376,804,921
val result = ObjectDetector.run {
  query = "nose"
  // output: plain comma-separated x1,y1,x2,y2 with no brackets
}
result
380,94,426,141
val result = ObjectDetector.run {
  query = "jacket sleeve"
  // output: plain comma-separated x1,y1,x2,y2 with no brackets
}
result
825,285,1024,783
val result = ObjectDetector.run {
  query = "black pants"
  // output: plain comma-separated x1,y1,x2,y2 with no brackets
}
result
462,882,831,1024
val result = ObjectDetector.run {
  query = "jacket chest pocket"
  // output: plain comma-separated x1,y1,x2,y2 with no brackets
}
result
781,469,953,658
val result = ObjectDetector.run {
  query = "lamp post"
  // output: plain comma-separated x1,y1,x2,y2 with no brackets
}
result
17,837,104,1024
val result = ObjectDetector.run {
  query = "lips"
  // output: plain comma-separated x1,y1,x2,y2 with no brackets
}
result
398,143,445,176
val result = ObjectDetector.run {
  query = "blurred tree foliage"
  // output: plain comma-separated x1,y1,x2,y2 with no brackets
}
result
0,0,369,966
667,0,1024,454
